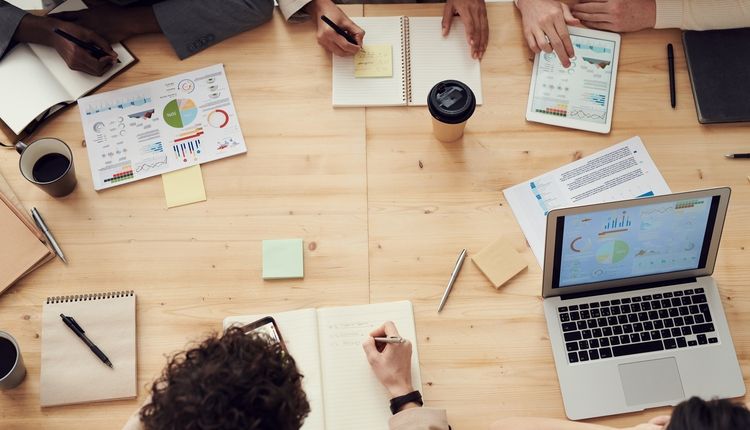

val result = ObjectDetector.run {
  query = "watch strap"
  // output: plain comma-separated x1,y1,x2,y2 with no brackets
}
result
390,390,423,415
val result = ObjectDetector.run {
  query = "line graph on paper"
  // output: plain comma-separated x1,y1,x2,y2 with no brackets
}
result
135,156,168,173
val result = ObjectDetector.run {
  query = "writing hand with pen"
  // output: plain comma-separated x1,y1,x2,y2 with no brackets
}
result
307,0,365,56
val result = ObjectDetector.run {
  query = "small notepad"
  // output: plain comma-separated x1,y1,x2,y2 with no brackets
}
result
40,291,137,407
262,239,304,279
162,165,206,208
355,45,393,78
472,238,528,288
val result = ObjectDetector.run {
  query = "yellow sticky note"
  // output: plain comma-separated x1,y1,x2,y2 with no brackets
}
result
354,44,392,78
162,165,207,208
471,237,528,289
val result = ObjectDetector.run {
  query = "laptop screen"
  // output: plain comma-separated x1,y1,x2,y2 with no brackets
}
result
552,195,720,289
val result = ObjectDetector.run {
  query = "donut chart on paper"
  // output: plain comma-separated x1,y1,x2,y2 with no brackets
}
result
163,99,198,128
208,109,230,128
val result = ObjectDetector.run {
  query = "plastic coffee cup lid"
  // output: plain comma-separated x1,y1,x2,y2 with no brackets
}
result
427,80,476,124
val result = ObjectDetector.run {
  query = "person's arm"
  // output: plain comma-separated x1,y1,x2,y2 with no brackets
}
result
654,0,750,30
571,0,750,32
514,0,580,67
0,1,28,57
362,321,450,430
150,0,275,59
304,0,364,57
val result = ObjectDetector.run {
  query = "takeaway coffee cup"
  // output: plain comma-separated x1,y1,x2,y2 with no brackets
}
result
15,137,77,197
0,331,26,390
427,80,476,142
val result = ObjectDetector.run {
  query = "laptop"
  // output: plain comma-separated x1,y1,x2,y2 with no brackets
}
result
541,187,745,420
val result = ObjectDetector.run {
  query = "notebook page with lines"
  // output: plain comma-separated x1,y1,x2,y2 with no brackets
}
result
317,301,421,430
332,17,407,107
408,17,483,106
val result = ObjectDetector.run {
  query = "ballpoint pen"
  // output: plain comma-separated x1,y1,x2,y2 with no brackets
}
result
374,336,405,344
667,43,676,109
54,28,121,63
320,15,365,52
60,313,113,368
31,207,67,264
437,248,467,313
724,153,750,159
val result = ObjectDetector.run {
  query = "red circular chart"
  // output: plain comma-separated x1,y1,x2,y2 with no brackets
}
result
208,109,230,128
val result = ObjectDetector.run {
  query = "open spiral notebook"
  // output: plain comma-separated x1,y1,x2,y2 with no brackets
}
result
333,16,483,107
40,291,137,407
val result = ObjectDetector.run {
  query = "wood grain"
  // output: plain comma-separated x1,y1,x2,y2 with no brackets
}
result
0,3,748,429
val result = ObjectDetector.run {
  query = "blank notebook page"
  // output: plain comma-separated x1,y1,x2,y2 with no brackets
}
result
317,301,421,430
408,17,483,106
40,292,136,407
333,17,406,107
224,309,325,430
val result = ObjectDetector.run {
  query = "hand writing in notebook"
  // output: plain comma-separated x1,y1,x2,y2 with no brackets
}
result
307,0,365,56
442,0,489,59
362,321,417,401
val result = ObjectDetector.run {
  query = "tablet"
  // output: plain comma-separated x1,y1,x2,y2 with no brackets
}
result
525,27,621,134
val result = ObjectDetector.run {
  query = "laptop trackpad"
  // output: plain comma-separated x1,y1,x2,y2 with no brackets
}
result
618,358,685,406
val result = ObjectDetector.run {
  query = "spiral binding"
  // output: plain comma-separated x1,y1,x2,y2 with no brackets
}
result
46,290,134,304
401,17,412,104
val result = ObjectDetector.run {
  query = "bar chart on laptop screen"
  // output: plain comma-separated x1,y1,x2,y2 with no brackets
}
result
558,198,713,287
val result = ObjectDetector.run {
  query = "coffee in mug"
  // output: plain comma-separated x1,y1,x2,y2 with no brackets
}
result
0,332,26,390
427,80,476,143
16,137,77,197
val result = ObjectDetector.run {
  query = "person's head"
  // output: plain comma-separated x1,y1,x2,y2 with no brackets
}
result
140,327,310,430
667,397,750,430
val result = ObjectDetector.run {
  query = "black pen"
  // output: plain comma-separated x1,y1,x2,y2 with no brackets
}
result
60,313,113,368
667,43,675,108
724,153,750,159
53,28,120,63
320,15,363,50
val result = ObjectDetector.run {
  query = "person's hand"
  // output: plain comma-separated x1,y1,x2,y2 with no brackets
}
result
627,415,671,430
306,0,364,56
571,0,656,32
14,15,116,76
362,321,414,398
51,5,161,43
516,0,580,67
442,0,489,59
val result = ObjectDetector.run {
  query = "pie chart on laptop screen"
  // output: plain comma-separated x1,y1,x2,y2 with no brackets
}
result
163,99,198,128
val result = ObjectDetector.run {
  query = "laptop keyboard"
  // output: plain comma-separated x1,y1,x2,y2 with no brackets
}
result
558,288,719,364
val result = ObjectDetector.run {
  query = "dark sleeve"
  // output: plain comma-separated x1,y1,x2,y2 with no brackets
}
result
0,1,28,58
152,0,275,59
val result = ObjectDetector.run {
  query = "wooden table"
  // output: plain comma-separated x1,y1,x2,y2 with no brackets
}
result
1,3,748,429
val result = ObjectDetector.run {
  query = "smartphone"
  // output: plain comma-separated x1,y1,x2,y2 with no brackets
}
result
241,317,286,349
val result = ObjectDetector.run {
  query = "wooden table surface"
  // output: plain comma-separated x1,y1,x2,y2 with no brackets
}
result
1,3,748,429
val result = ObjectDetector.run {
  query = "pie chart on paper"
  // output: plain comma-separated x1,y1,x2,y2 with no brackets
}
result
163,99,198,128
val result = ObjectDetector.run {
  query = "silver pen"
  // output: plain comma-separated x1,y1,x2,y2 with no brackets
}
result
437,248,467,313
374,336,405,344
30,207,67,264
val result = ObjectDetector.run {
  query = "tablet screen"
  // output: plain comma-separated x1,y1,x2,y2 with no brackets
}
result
530,35,616,125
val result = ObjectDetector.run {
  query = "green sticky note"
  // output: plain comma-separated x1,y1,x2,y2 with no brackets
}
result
262,239,304,279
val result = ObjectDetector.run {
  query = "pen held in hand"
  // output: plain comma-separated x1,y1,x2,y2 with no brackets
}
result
320,15,365,52
53,28,121,64
374,336,405,344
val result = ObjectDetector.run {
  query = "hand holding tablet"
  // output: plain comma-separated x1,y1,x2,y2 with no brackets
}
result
525,26,621,134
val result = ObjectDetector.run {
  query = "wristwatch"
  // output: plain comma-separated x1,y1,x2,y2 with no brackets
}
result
389,390,423,415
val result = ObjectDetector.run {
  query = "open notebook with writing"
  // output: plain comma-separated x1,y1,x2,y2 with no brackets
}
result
333,17,483,107
0,0,136,137
40,291,137,407
224,300,421,430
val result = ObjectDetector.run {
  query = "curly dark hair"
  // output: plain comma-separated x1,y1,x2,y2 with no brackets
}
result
140,327,310,430
667,397,750,430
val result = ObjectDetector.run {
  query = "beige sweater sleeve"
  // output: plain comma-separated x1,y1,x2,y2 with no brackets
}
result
389,407,450,430
655,0,750,30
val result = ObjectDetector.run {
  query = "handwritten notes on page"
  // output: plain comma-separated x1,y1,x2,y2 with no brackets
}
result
354,45,393,78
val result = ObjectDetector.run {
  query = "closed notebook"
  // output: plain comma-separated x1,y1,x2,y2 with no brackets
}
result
333,16,483,107
40,291,137,407
683,28,750,124
0,173,54,292
224,300,421,430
